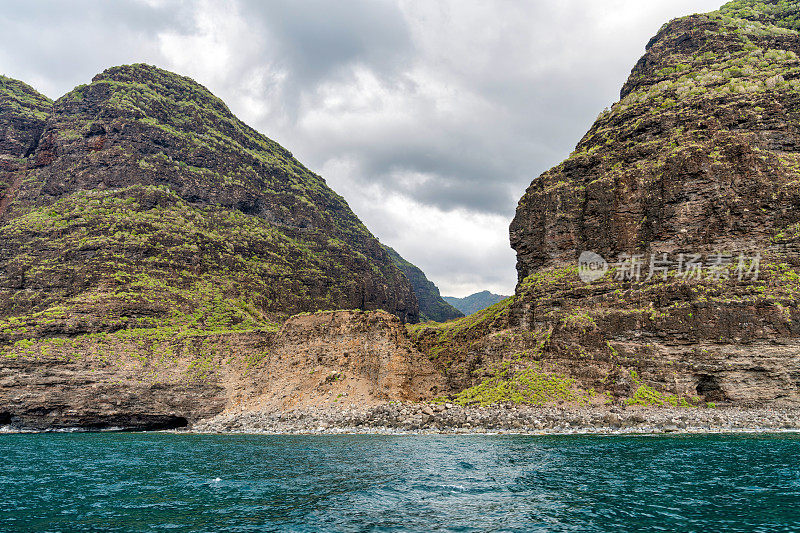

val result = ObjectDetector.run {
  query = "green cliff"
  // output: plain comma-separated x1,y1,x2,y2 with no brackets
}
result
412,0,800,406
0,63,420,346
0,75,52,206
0,75,52,158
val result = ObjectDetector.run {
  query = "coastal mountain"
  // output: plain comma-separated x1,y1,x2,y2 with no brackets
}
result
7,0,800,430
0,63,419,343
0,64,445,429
382,245,464,322
412,0,800,405
443,291,510,316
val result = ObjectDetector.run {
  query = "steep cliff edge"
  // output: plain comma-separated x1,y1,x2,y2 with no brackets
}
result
0,64,419,342
508,0,800,405
412,0,800,407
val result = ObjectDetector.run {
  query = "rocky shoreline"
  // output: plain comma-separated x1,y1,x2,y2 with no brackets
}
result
4,403,800,435
191,403,800,435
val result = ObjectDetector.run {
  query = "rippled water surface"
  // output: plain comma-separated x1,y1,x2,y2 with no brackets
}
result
2,433,800,532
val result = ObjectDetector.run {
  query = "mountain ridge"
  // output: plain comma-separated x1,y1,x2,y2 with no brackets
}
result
0,64,446,429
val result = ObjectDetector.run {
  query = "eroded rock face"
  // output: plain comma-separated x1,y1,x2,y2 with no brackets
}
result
243,310,444,410
511,13,800,276
503,1,800,406
0,76,52,221
0,311,443,430
0,75,51,160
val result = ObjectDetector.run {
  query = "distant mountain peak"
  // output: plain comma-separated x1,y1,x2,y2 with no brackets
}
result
442,291,510,316
382,245,463,322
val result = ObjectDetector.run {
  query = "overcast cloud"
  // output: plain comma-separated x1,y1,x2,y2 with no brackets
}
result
0,0,723,296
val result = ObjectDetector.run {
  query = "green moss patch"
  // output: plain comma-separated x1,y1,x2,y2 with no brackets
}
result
625,371,704,407
453,361,595,407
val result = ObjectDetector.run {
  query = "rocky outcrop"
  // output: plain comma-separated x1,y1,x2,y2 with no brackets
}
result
382,245,463,322
0,75,51,159
505,0,800,406
510,7,800,277
0,310,443,430
411,0,800,407
0,76,52,221
240,310,443,411
0,64,419,336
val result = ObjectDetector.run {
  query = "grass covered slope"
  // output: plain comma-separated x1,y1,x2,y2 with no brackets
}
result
0,64,419,342
408,296,518,392
382,245,463,322
718,0,800,29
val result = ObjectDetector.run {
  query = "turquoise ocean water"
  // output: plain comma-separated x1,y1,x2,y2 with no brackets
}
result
1,433,800,532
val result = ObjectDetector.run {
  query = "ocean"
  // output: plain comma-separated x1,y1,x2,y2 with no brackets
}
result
2,433,799,532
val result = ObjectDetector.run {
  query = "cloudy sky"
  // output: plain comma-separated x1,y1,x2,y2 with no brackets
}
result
0,0,723,296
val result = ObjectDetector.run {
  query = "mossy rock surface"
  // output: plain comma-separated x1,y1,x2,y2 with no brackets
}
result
0,75,52,167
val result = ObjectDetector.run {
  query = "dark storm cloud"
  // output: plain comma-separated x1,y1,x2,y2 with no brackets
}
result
395,175,512,215
239,0,412,84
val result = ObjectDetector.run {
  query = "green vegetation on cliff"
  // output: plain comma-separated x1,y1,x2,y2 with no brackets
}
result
1,184,385,336
718,0,800,30
0,75,52,168
451,360,594,407
408,296,515,360
0,64,421,349
0,75,52,122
